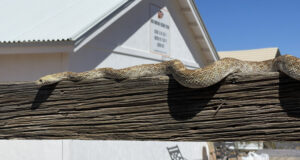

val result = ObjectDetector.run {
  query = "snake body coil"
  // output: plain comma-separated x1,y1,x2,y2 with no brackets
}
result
36,55,300,88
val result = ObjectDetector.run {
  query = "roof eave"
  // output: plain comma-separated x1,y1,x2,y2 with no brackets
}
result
0,40,74,55
187,0,220,62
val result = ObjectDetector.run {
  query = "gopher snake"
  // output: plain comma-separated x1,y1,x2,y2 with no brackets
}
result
36,54,300,88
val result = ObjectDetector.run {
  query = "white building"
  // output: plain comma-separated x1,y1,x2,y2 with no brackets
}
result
0,0,218,159
0,0,218,82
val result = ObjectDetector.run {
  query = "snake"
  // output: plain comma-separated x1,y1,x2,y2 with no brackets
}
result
36,54,300,88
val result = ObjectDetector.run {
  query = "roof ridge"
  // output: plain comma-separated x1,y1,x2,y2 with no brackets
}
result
219,47,279,53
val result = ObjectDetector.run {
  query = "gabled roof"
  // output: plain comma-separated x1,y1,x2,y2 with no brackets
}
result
218,48,281,61
0,0,130,43
0,0,218,62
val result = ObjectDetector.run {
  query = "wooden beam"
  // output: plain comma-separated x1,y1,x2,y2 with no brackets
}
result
0,72,299,141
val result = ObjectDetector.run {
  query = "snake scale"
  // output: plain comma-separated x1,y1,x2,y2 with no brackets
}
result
36,54,300,88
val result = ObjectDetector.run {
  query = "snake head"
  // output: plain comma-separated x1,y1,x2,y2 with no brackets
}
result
35,74,61,86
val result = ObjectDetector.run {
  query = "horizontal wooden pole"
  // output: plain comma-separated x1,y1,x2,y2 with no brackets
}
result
0,72,299,141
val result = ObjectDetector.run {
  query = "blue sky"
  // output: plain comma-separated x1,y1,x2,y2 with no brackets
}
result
195,0,300,57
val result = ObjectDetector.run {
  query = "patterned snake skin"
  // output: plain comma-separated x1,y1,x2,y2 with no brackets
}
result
36,54,300,88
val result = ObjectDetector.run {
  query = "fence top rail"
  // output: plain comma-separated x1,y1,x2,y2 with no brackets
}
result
0,72,299,141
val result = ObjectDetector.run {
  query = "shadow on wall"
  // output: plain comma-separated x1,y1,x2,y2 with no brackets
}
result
70,1,164,72
70,0,204,72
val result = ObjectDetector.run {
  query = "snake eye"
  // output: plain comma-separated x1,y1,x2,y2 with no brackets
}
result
39,79,43,82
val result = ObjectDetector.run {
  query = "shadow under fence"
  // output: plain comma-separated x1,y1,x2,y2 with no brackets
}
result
31,83,57,110
279,73,300,118
167,76,221,120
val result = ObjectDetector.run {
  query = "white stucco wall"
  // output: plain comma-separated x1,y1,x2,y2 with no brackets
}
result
0,140,209,160
0,53,68,82
69,0,205,72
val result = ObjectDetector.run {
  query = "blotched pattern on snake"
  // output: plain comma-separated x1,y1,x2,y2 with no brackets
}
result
36,54,300,88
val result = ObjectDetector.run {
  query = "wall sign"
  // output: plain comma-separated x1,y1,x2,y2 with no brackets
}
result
150,4,170,55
